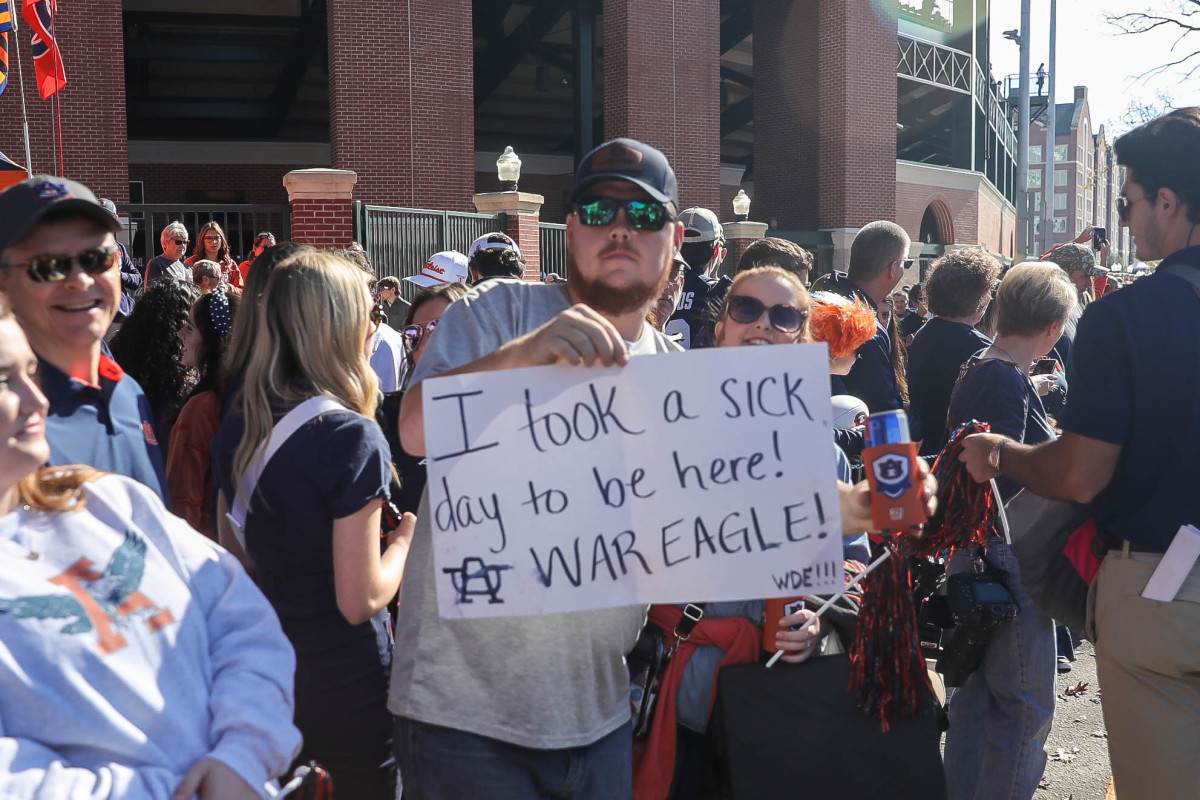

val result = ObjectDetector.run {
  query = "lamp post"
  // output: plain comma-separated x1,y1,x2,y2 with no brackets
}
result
732,189,751,221
496,146,522,192
1004,0,1033,258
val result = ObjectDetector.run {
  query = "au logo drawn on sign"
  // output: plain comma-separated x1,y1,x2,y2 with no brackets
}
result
421,343,845,619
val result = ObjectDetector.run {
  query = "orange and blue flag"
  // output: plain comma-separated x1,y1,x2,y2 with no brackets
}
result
0,32,9,97
0,1,13,32
22,0,65,99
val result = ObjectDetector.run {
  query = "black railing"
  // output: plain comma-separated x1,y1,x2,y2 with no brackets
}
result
117,204,290,267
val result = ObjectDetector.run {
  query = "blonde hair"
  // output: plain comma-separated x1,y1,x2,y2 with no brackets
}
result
719,266,812,343
232,250,380,488
995,261,1078,337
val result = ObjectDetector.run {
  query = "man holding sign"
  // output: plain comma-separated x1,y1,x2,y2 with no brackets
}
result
390,138,686,798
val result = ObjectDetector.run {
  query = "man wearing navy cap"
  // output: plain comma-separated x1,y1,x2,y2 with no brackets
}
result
391,138,683,798
0,176,169,503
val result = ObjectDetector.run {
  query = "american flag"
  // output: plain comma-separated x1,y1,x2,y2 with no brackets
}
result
22,0,65,99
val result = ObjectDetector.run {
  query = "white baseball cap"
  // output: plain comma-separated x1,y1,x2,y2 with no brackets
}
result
405,250,470,287
468,232,522,260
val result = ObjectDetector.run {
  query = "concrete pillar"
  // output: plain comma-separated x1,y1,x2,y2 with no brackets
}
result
327,0,473,209
0,0,128,198
722,220,769,276
472,191,545,279
284,168,357,249
602,0,720,211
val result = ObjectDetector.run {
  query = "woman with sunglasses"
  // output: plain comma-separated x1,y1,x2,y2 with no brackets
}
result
0,297,301,798
377,281,469,515
212,251,415,798
635,267,878,800
166,287,240,541
185,222,241,289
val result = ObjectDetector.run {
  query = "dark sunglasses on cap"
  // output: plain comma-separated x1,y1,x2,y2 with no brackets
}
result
2,245,120,283
402,319,439,351
724,294,808,333
574,197,674,231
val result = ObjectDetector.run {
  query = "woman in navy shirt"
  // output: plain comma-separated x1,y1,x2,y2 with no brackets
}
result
943,262,1076,800
213,250,414,798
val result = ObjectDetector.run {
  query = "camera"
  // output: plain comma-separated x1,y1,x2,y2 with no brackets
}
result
935,567,1020,687
1092,226,1108,251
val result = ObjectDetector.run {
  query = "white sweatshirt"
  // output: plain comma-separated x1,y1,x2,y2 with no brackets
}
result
0,474,302,799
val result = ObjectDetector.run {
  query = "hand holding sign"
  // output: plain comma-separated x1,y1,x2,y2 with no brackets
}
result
509,303,630,368
422,343,846,619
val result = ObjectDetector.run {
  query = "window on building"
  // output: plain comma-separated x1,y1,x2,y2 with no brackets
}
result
1032,193,1042,212
1078,146,1085,164
1055,168,1068,187
1029,145,1043,163
1028,170,1043,190
1053,217,1068,233
1055,144,1069,163
1054,193,1067,210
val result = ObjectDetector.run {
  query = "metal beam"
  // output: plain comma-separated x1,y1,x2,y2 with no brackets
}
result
129,100,273,120
126,41,292,62
262,0,327,136
721,66,753,87
474,4,568,109
123,11,299,29
720,5,752,54
721,95,753,138
573,0,596,166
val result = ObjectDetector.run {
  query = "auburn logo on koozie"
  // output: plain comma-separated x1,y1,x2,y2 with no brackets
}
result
142,421,158,446
593,143,643,173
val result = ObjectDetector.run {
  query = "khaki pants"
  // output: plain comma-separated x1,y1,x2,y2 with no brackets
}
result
1088,545,1200,800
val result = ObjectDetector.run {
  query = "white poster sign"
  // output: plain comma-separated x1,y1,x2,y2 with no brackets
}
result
422,343,844,619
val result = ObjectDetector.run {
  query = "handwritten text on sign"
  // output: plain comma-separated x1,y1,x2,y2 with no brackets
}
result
422,343,844,619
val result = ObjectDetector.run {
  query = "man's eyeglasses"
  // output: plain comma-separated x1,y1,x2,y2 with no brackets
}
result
1117,194,1147,222
724,294,808,333
402,319,439,351
575,197,674,231
1,245,119,283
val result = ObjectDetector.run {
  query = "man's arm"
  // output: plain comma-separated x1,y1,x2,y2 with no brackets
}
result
398,304,629,457
959,430,1122,503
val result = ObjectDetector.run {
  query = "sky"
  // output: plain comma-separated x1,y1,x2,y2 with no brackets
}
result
988,0,1200,133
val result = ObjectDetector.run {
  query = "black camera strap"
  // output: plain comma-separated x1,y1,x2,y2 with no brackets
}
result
666,603,707,658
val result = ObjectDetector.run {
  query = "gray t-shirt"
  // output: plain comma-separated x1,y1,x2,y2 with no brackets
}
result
388,279,679,748
145,255,190,287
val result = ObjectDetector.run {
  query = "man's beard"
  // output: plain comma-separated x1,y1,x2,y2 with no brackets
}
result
567,248,670,318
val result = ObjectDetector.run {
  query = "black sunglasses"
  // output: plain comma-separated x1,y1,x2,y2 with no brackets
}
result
2,245,119,283
1116,194,1147,222
575,197,674,231
402,319,439,351
725,294,808,333
171,238,188,246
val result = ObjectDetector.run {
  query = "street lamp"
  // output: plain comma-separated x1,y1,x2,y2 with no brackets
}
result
497,146,522,192
732,189,751,221
1002,29,1021,45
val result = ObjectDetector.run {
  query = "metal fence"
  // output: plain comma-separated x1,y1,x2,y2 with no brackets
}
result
116,204,290,267
356,204,502,297
539,223,567,277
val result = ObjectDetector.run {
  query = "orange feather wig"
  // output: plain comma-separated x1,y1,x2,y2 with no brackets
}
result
808,292,878,358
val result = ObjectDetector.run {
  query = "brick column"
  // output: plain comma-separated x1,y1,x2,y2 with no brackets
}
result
473,191,545,279
752,0,820,230
0,0,128,199
327,0,473,209
603,0,720,212
721,220,769,276
753,0,897,232
284,169,357,249
816,0,897,228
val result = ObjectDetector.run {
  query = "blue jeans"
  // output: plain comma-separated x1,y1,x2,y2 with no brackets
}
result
943,541,1056,800
394,716,633,800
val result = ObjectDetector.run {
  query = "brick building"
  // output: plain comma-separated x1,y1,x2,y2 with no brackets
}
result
1027,86,1133,268
0,0,1022,274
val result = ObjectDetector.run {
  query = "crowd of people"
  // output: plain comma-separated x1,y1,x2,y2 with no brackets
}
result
0,106,1196,800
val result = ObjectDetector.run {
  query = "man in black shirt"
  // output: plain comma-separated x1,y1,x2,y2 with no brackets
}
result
667,207,728,349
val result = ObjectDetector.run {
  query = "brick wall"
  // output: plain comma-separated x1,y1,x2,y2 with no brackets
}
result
897,181,1016,259
602,0,720,212
290,199,354,250
753,0,819,230
817,0,897,228
327,0,474,210
0,0,128,199
505,212,542,278
131,163,300,205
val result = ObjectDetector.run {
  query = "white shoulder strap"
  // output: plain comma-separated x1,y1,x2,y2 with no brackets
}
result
227,395,344,548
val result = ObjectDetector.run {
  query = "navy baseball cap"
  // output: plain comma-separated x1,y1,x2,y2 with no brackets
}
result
0,175,120,253
570,138,679,210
